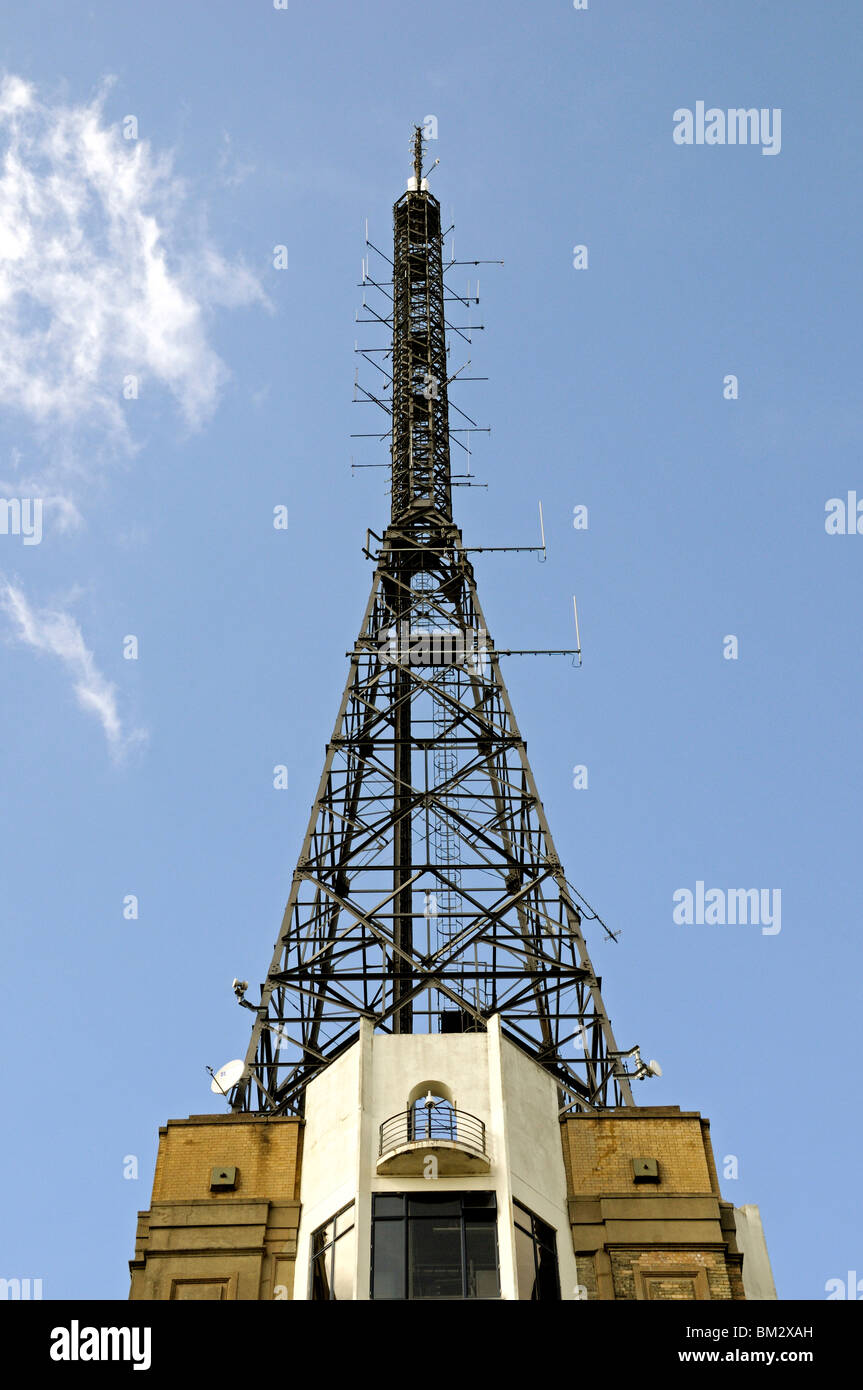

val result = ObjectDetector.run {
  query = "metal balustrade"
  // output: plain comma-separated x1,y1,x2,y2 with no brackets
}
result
379,1105,486,1158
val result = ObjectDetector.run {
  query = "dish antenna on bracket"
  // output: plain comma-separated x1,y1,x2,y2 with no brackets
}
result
208,1059,246,1096
611,1046,662,1082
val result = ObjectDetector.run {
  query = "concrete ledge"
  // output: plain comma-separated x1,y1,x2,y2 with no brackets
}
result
570,1196,721,1222
376,1139,490,1175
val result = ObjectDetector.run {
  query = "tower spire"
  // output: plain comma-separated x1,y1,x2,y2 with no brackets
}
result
412,122,423,187
231,136,634,1119
391,127,452,523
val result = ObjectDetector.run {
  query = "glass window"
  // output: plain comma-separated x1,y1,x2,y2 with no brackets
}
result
513,1199,561,1301
407,1193,460,1217
465,1219,499,1299
372,1193,403,1219
514,1221,538,1300
371,1192,500,1300
370,1215,403,1301
309,1202,356,1300
408,1214,462,1299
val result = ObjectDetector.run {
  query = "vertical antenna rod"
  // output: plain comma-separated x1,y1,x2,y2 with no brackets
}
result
413,124,423,187
390,124,453,522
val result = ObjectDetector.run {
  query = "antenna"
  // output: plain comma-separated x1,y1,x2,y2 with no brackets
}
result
208,1059,246,1096
572,594,582,666
610,1046,661,1082
538,500,547,562
412,124,423,187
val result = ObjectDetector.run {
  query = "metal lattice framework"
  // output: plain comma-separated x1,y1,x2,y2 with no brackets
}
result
232,130,634,1118
390,177,452,520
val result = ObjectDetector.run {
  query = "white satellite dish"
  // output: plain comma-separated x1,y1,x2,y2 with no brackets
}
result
210,1059,245,1095
647,1059,663,1078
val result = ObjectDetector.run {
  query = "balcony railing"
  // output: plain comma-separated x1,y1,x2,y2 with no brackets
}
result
379,1106,486,1158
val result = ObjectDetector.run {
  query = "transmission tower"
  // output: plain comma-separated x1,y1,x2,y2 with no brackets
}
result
232,126,637,1120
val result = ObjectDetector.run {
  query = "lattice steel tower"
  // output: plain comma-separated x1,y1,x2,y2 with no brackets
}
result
233,128,636,1121
130,131,766,1305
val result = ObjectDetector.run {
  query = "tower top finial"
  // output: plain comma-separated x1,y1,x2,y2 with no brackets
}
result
412,124,423,187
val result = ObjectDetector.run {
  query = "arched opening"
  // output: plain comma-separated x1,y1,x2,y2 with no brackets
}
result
377,1080,488,1171
407,1079,454,1108
406,1080,457,1143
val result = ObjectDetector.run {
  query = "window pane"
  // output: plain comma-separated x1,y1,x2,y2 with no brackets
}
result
407,1193,460,1217
310,1253,331,1301
513,1200,533,1236
536,1242,561,1300
335,1205,355,1237
409,1216,462,1299
513,1200,561,1301
533,1215,556,1250
372,1217,404,1299
515,1223,538,1300
373,1194,403,1218
371,1191,501,1301
463,1192,496,1212
465,1221,499,1299
331,1223,357,1300
312,1219,336,1255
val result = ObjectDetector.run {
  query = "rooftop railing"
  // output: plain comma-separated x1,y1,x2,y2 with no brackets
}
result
379,1105,486,1158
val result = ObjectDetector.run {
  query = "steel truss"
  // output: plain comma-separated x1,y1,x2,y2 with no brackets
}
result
233,130,634,1118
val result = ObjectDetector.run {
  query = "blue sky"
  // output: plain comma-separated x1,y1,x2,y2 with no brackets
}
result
0,0,860,1301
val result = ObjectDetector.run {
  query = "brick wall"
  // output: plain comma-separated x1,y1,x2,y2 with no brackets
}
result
561,1109,716,1196
562,1107,745,1301
151,1113,302,1203
129,1114,303,1301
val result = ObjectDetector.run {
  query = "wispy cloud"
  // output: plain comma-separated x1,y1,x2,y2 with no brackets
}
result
0,75,267,757
0,578,144,760
0,73,267,506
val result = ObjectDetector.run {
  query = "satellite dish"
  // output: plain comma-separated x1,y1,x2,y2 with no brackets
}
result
648,1059,663,1078
210,1059,245,1095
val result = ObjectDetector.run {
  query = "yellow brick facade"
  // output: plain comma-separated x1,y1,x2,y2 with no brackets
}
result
562,1107,745,1301
129,1105,748,1301
561,1111,716,1196
129,1114,303,1301
150,1113,302,1203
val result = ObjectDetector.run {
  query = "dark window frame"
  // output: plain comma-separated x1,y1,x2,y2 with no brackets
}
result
513,1198,561,1301
309,1200,356,1300
371,1191,500,1300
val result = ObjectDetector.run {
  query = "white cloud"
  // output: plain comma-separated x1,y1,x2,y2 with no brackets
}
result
0,76,268,756
0,578,145,761
0,73,266,469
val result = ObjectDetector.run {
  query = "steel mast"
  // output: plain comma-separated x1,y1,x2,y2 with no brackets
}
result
233,128,635,1117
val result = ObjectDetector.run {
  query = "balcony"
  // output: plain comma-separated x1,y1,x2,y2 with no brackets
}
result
377,1104,490,1176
